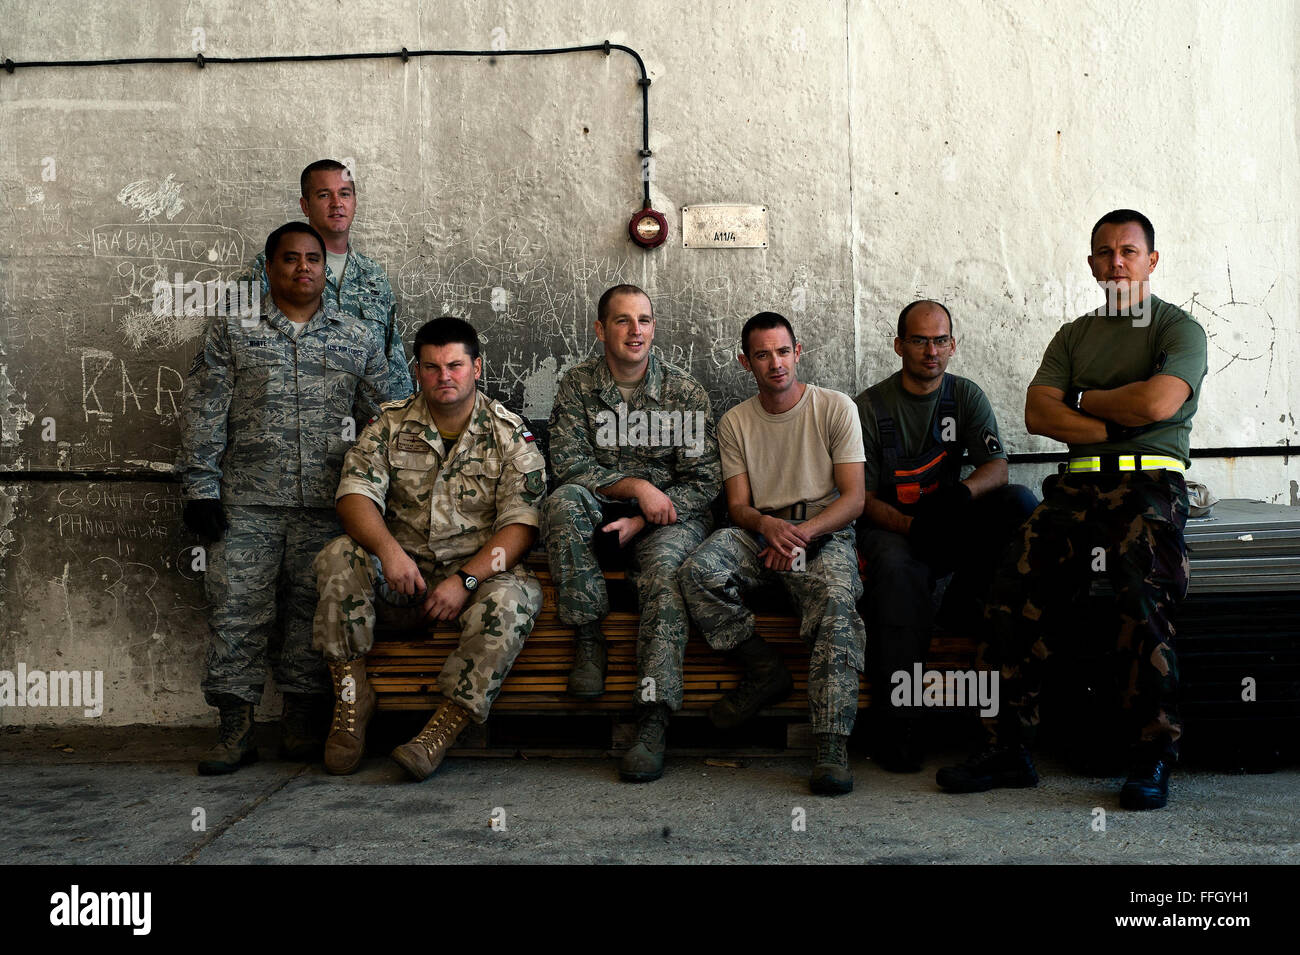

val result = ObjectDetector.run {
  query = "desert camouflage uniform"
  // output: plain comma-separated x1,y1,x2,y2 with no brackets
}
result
178,297,400,705
243,245,412,406
541,352,720,710
680,526,865,735
313,390,547,722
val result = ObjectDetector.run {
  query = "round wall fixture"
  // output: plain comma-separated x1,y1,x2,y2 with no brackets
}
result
628,205,668,249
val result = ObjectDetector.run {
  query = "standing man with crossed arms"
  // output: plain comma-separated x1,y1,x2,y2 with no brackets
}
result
938,209,1207,810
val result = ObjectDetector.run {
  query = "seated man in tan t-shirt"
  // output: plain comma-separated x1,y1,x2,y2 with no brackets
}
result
679,311,867,795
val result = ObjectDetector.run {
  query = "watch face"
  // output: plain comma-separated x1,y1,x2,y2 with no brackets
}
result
463,574,478,590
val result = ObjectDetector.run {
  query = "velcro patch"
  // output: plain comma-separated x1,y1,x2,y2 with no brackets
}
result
395,432,429,453
187,351,205,377
982,427,1003,455
520,428,535,443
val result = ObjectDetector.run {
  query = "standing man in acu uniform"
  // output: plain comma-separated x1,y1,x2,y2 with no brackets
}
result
938,210,1207,810
180,221,399,775
542,284,720,783
237,159,412,404
855,300,1036,772
313,318,547,782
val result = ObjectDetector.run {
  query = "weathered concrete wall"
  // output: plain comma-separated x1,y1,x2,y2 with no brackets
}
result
1,0,1296,724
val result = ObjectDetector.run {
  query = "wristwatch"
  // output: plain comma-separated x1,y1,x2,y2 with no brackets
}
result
1065,386,1086,411
455,570,479,592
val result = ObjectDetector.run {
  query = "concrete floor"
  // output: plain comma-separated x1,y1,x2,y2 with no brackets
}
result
3,725,1297,865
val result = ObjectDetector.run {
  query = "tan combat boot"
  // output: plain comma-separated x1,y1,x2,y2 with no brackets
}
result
324,658,375,776
390,701,472,781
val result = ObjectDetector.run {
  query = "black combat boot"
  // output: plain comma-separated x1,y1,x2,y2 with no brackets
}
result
568,621,607,699
197,695,259,775
935,744,1038,793
811,733,853,795
710,636,794,730
870,717,924,773
1119,741,1174,810
280,693,331,761
619,704,671,782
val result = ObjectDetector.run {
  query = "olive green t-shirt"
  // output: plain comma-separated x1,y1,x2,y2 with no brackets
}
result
1028,294,1207,465
854,372,1006,494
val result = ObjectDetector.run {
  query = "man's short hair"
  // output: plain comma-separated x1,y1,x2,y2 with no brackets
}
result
413,316,481,363
740,311,796,355
897,300,953,340
265,221,326,261
597,284,652,323
300,159,353,197
1090,208,1155,252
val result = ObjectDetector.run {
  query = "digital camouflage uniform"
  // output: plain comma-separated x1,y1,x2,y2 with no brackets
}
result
680,526,865,735
312,390,547,722
541,352,721,710
179,297,402,706
243,245,412,407
982,295,1208,755
680,387,868,737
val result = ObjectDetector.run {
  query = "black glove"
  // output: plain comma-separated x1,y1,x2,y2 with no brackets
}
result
913,482,972,522
908,483,971,571
183,499,228,542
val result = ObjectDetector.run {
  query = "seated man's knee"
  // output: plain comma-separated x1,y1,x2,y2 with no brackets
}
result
313,534,364,575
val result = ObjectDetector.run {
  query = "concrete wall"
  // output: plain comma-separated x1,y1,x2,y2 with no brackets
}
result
1,0,1296,724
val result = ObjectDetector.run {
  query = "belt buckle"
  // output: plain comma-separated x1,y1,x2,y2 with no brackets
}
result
1099,453,1120,473
790,501,807,521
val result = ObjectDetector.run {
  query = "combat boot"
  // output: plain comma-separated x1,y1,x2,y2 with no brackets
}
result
391,701,472,781
936,744,1038,793
279,693,331,761
324,658,375,776
568,621,607,699
619,703,671,782
197,695,259,775
810,732,853,795
1119,742,1173,810
710,636,793,730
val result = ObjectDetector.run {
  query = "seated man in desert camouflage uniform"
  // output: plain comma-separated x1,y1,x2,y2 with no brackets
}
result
312,317,547,781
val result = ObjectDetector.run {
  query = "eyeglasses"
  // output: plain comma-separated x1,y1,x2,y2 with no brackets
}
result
902,335,953,348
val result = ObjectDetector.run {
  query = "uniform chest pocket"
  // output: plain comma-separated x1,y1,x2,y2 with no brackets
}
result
324,344,370,417
450,457,502,513
391,448,437,471
234,344,289,397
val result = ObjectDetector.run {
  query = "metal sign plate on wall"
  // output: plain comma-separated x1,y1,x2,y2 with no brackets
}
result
681,204,768,249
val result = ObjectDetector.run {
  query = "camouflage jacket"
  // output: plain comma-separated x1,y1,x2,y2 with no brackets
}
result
243,244,413,401
547,352,721,522
179,296,398,507
336,390,548,563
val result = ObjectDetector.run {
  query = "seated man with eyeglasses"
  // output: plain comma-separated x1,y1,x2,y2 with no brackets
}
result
854,300,1036,772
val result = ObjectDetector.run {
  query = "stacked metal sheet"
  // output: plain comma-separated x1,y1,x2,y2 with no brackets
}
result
1184,498,1300,593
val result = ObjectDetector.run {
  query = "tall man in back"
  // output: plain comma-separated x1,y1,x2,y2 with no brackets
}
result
542,284,720,783
937,209,1207,809
680,312,867,795
238,158,412,404
855,300,1036,772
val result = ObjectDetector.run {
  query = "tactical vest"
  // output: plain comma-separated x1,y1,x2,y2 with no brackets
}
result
874,373,961,511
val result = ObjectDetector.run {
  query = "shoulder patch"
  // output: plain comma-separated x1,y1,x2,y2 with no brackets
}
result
981,427,1003,455
187,350,205,377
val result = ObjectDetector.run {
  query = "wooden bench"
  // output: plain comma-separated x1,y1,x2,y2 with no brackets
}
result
367,555,977,717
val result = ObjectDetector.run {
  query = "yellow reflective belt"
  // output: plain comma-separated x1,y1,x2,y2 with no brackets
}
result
1067,455,1186,473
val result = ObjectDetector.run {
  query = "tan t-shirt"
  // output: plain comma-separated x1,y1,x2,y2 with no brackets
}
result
718,384,865,513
